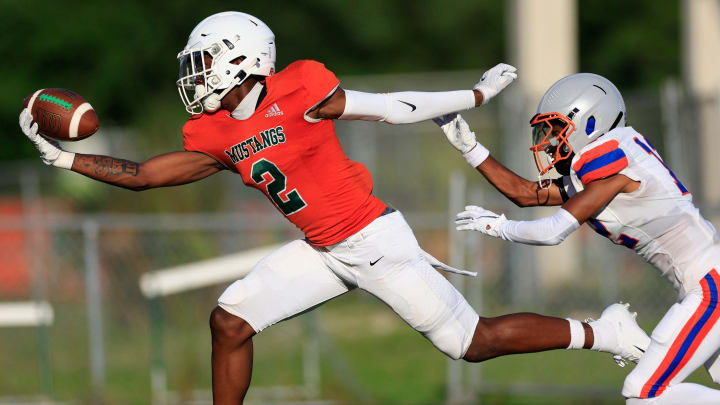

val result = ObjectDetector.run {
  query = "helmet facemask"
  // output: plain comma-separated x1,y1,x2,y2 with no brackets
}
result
177,42,261,114
177,46,219,114
529,112,576,176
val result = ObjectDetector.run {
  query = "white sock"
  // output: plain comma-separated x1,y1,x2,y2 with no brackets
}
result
589,318,618,353
565,318,585,349
626,383,720,404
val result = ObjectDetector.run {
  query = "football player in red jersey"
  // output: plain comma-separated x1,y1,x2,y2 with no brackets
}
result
20,12,650,404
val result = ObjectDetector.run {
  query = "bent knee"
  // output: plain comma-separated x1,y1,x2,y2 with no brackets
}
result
423,316,480,361
209,306,256,344
463,318,499,363
621,369,646,400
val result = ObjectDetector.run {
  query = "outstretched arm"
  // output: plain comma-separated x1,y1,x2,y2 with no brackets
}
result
434,113,565,207
71,151,224,191
20,108,224,191
456,174,638,246
306,63,517,123
477,156,565,207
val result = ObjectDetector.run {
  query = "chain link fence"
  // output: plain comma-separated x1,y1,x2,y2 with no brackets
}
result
0,72,717,404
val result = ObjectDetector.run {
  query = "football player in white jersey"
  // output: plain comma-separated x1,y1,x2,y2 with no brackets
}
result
436,73,720,404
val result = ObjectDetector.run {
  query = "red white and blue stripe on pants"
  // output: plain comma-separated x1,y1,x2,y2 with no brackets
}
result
640,269,720,398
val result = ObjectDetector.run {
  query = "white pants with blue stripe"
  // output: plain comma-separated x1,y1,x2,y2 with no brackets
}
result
623,269,720,403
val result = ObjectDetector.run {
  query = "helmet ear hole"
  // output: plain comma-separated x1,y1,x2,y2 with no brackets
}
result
585,116,596,135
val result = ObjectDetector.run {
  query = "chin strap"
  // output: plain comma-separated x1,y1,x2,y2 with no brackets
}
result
198,57,262,113
201,76,241,112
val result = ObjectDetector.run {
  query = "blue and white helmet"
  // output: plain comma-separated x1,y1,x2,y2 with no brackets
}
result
530,73,626,175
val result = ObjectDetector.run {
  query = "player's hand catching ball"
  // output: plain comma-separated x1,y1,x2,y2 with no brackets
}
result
474,63,517,105
19,109,75,169
455,205,507,238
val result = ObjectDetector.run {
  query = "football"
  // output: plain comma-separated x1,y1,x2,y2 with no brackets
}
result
22,88,99,141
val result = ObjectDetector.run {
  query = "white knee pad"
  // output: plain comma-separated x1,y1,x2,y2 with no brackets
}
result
622,369,646,399
425,324,467,360
422,311,479,360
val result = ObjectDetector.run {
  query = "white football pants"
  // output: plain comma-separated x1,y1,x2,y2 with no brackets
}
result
217,210,479,360
623,269,720,404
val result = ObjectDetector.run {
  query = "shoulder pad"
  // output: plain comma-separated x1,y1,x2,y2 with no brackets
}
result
572,139,629,185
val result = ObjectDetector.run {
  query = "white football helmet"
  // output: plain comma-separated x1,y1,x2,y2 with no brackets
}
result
529,73,626,175
176,12,276,114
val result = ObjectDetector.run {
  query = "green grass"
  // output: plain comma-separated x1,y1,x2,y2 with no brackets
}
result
1,290,716,404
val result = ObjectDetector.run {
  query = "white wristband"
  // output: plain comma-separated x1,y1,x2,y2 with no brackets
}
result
566,318,585,350
462,143,489,168
54,151,76,170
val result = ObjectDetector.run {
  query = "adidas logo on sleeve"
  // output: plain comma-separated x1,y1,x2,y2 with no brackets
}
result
265,103,284,117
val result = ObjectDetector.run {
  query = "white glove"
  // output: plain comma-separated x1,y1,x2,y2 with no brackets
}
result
455,205,507,238
433,113,489,167
19,109,75,169
473,63,518,105
433,113,476,153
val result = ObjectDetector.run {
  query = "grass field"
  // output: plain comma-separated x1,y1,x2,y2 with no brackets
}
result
1,287,715,405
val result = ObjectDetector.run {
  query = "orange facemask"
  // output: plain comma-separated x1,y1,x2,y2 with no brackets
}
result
529,112,576,175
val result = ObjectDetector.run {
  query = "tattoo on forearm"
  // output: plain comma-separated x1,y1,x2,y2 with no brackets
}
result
88,156,139,177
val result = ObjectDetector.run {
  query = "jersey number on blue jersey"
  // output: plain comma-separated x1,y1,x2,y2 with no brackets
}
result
251,158,307,216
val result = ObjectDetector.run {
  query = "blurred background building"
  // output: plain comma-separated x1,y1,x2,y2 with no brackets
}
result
1,0,719,404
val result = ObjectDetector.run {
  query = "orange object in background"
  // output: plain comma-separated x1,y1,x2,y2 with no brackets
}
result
0,199,30,296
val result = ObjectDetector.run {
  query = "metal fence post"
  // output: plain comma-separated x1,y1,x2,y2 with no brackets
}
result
149,297,167,405
301,311,321,400
20,169,54,398
83,220,105,403
446,171,466,404
466,187,485,398
500,89,538,307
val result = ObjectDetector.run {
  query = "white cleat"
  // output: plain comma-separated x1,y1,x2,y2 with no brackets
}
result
586,302,651,367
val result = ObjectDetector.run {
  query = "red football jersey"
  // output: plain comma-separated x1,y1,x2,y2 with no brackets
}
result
183,60,386,246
